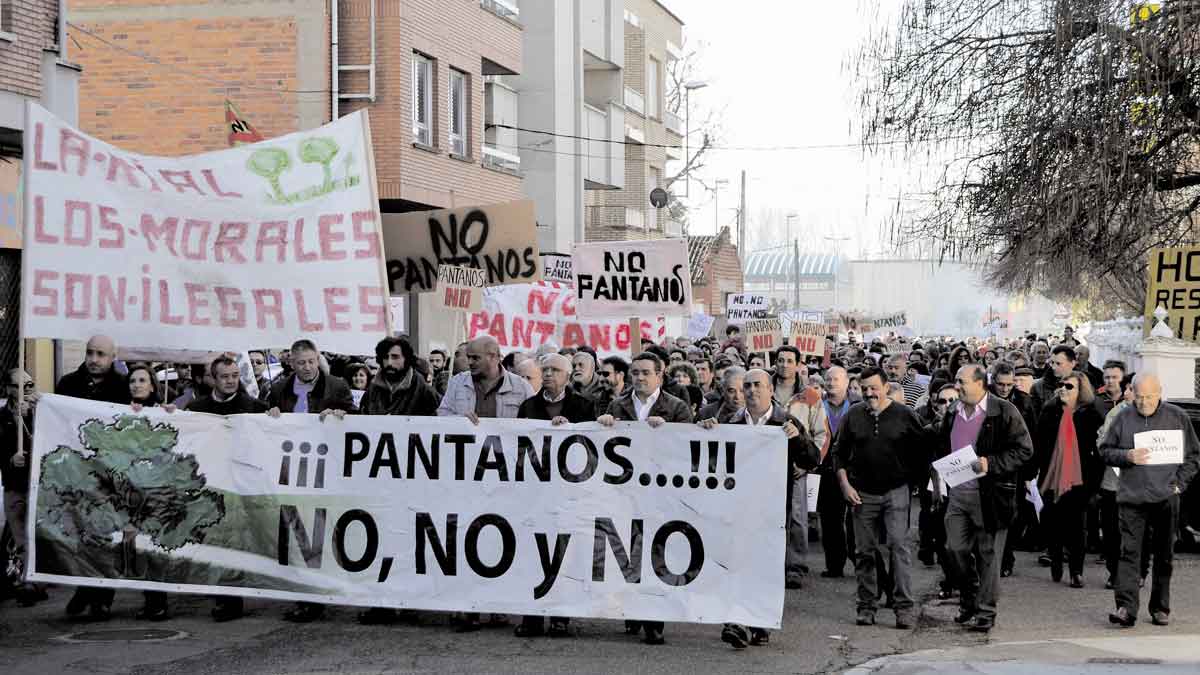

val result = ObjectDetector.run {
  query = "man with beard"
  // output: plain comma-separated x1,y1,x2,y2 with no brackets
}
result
571,350,603,400
834,367,928,629
267,339,356,623
57,335,130,620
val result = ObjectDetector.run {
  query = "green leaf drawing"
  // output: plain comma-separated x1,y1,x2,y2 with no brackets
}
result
246,148,292,203
299,137,340,192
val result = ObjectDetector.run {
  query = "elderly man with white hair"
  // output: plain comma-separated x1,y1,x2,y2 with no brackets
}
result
1099,373,1200,628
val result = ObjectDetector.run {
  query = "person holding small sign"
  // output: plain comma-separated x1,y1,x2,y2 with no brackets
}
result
934,364,1033,633
1099,374,1200,627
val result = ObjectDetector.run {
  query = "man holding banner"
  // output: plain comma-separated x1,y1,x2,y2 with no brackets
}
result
598,351,694,645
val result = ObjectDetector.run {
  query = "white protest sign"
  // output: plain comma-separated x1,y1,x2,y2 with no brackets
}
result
20,103,388,354
727,294,768,325
389,295,407,335
1134,429,1184,465
467,281,666,360
29,394,786,628
435,264,486,313
540,253,573,284
806,474,820,513
932,445,985,488
381,200,542,293
789,321,826,358
572,239,693,318
743,318,782,353
687,312,716,340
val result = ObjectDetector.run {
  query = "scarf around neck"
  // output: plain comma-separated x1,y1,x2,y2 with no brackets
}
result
1040,405,1083,502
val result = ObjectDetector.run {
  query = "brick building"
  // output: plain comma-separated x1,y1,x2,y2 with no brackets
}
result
584,0,683,242
687,226,743,318
1,0,79,382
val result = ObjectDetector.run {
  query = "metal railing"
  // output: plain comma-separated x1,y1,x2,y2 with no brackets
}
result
481,0,519,21
586,205,645,230
624,87,645,116
482,145,521,173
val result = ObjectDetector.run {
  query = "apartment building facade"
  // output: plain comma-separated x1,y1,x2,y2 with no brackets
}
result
1,0,80,381
584,0,683,242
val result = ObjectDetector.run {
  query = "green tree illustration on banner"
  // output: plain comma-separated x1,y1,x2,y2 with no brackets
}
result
247,136,360,205
39,415,225,577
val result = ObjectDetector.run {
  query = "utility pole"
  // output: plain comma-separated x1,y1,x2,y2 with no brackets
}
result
793,239,801,312
738,170,747,267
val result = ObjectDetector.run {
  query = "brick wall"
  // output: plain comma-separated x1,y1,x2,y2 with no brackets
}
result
1,0,60,99
694,237,744,315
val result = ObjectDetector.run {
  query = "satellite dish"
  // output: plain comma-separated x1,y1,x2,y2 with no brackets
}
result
649,188,669,209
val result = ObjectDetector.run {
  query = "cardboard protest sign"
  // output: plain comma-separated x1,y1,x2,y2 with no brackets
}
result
540,253,573,284
1144,246,1200,341
743,318,782,353
20,103,388,354
687,312,715,340
726,293,768,324
467,281,666,359
789,320,826,358
435,264,486,313
572,239,693,318
29,394,786,627
381,200,541,293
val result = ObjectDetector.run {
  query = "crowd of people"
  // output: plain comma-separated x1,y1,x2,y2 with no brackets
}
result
2,323,1199,647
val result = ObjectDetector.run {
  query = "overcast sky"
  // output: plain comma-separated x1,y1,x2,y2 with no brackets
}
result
664,0,915,258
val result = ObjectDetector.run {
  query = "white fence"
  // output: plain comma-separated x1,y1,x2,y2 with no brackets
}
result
1076,317,1144,373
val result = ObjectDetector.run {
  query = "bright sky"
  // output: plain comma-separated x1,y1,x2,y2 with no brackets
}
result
665,0,913,258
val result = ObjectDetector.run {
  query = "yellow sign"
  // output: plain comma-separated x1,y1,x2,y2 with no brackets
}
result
1144,246,1200,341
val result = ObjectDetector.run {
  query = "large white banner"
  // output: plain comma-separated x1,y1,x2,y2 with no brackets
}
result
467,281,666,359
20,103,389,354
572,239,693,318
29,394,786,627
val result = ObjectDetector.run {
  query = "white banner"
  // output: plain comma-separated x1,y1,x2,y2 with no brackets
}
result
726,294,768,325
29,394,786,627
467,281,665,359
572,239,693,318
20,103,388,354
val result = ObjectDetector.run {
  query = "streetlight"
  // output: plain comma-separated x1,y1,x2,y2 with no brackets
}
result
714,178,730,233
678,80,708,201
824,234,852,312
786,212,799,310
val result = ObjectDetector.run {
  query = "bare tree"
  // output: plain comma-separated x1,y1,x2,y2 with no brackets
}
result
665,38,726,229
856,0,1200,316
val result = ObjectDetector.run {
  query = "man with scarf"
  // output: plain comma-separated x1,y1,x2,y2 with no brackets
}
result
936,364,1033,633
356,336,439,625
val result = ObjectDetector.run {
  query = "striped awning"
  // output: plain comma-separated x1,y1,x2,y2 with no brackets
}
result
743,250,839,281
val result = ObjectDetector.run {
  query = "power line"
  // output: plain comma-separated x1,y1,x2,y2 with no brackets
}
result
67,21,331,95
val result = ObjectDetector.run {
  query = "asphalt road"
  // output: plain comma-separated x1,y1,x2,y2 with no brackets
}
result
1,544,1197,674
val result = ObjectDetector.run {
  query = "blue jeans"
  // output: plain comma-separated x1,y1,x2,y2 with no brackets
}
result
851,486,913,613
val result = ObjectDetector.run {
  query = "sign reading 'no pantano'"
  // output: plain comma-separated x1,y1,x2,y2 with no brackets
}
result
572,239,692,318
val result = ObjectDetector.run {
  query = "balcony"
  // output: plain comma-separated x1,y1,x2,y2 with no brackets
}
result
664,110,682,136
482,145,521,175
664,218,684,237
624,87,644,116
586,205,645,230
480,0,520,22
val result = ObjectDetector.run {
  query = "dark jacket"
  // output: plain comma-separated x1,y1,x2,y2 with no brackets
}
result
360,370,439,416
728,403,820,473
991,386,1039,480
0,408,32,491
662,380,692,409
1033,400,1105,495
188,390,269,416
518,387,597,423
698,398,742,424
55,364,131,404
936,395,1035,532
607,389,694,424
1030,371,1060,415
1099,401,1200,505
268,371,356,414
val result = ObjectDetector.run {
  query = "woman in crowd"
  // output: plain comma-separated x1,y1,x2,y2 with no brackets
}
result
127,362,174,621
1034,370,1104,588
667,362,703,416
345,363,371,392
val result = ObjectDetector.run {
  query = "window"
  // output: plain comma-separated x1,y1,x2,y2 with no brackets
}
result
483,75,521,173
449,69,468,157
412,52,433,146
646,57,660,119
0,0,14,37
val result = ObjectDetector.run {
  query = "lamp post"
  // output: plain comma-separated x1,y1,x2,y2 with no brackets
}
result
679,80,708,201
824,234,852,312
786,212,799,310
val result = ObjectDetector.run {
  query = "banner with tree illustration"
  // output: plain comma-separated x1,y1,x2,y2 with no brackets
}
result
20,103,389,355
28,394,786,627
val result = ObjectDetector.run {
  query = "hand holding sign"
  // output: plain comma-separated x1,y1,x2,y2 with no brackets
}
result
932,446,985,488
1132,430,1183,465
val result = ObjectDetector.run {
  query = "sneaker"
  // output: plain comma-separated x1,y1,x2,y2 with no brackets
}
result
856,610,876,626
720,623,749,649
1151,611,1169,626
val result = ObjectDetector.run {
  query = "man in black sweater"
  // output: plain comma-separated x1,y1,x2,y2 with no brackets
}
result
834,367,929,629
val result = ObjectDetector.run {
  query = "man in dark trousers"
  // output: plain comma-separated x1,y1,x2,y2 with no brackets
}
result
513,354,597,639
357,336,439,625
598,351,693,645
1100,374,1200,627
266,338,356,623
57,335,130,620
706,369,819,649
817,366,858,579
834,367,928,629
989,361,1039,577
937,364,1034,633
187,355,269,622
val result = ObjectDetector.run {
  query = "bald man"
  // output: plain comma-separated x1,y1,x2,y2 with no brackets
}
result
438,335,533,631
56,335,131,620
1099,374,1200,627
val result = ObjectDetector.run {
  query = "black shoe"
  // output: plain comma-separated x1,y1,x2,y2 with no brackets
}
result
624,620,642,635
917,550,935,566
211,602,244,623
65,589,89,616
642,627,665,645
282,603,324,623
1037,554,1052,567
1151,611,1169,626
15,587,47,608
1000,567,1013,578
135,605,170,622
547,618,570,637
357,607,397,625
88,604,112,622
936,588,957,600
1109,607,1136,627
819,570,844,578
749,628,770,646
1051,565,1063,583
856,610,876,626
513,621,544,638
720,624,749,649
967,617,993,633
1069,575,1084,589
954,609,977,624
882,594,895,609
